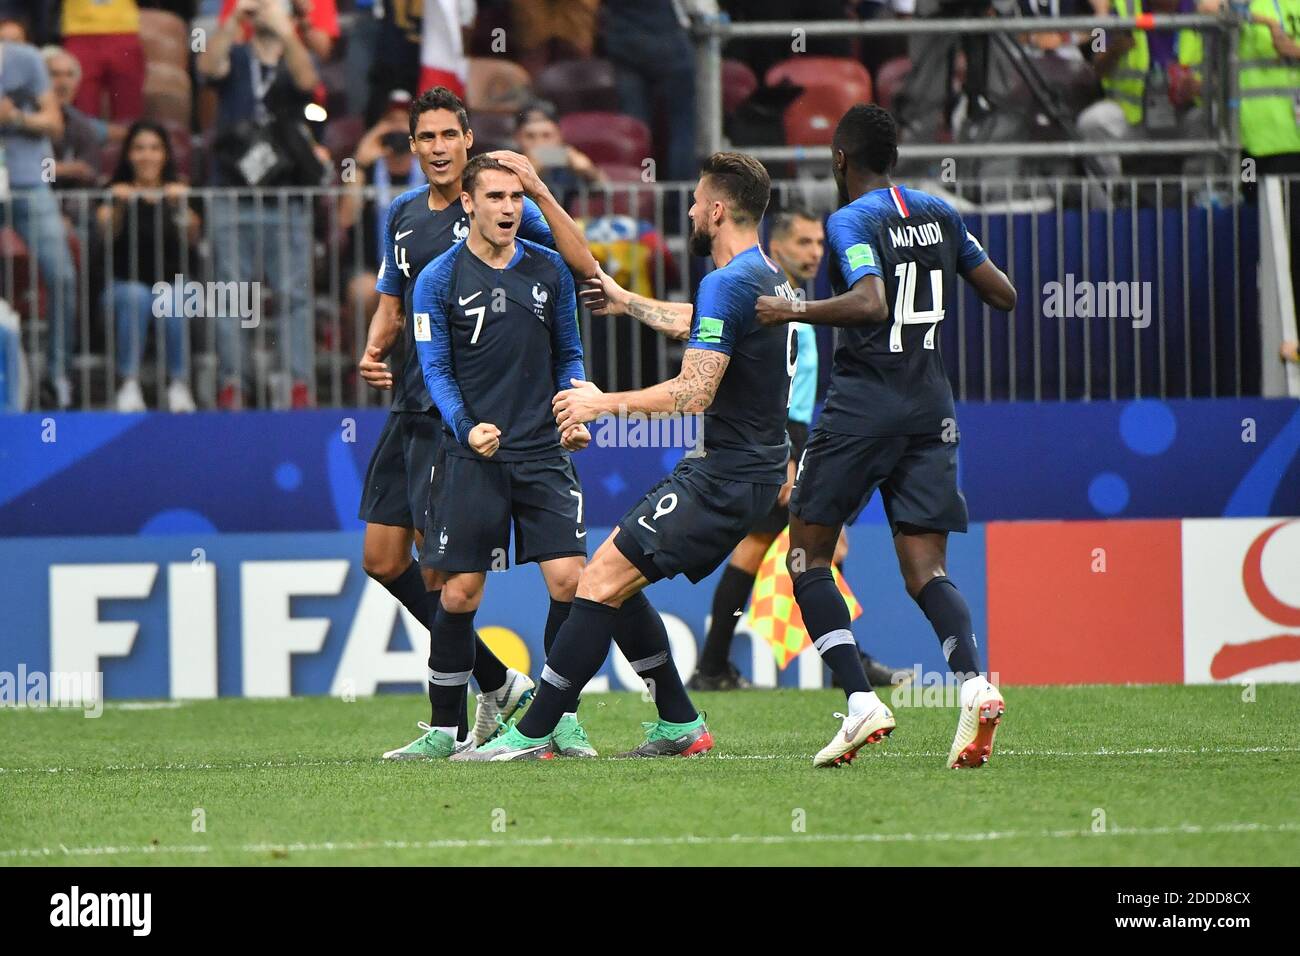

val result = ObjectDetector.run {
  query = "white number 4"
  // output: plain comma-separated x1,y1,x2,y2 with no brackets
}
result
891,262,944,352
466,305,487,344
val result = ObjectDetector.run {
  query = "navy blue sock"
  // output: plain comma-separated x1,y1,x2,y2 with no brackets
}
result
428,604,476,730
698,564,756,673
543,598,579,713
518,598,615,738
384,561,427,622
915,577,981,679
425,589,468,740
613,591,697,724
793,567,870,696
424,588,507,696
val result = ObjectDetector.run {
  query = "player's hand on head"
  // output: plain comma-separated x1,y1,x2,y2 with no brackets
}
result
560,422,591,451
487,150,546,198
552,379,603,431
755,294,792,327
468,423,501,458
357,345,392,390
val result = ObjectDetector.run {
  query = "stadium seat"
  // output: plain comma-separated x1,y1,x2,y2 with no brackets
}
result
559,112,651,168
872,57,911,113
722,59,759,115
765,56,872,106
782,84,865,146
142,62,192,128
466,58,532,114
568,166,656,222
534,58,619,115
138,9,190,72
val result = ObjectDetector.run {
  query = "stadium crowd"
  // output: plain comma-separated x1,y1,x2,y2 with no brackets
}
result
0,0,1296,411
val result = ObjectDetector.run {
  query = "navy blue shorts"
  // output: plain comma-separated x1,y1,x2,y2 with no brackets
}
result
422,452,586,573
615,460,780,584
357,410,440,529
789,427,969,534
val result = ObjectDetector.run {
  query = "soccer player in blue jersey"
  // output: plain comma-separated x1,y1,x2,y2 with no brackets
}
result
407,153,601,760
757,104,1017,769
356,88,600,759
456,151,798,761
683,206,907,692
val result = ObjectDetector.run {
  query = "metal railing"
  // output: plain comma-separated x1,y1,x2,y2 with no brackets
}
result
691,11,1241,171
0,175,1283,411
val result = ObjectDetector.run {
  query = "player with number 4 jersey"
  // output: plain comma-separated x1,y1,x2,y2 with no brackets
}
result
757,104,1017,771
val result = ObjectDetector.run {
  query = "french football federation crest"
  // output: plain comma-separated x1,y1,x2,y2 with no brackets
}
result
453,219,469,242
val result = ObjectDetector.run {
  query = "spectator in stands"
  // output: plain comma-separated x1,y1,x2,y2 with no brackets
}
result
1078,0,1210,176
367,0,423,123
338,121,422,356
345,0,379,116
513,101,605,205
0,19,78,408
601,0,696,181
60,0,144,122
511,0,600,75
0,14,23,42
218,0,339,61
199,0,323,409
96,120,201,412
42,46,124,190
0,6,54,46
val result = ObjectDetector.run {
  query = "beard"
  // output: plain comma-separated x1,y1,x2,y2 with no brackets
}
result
688,223,713,258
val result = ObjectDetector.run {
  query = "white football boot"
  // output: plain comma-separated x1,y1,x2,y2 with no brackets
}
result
947,676,1005,769
470,668,536,746
813,693,896,768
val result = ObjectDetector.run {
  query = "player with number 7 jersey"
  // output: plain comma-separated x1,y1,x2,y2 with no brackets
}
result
756,104,1016,771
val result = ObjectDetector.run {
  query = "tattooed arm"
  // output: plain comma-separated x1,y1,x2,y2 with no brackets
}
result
590,266,693,341
553,349,730,428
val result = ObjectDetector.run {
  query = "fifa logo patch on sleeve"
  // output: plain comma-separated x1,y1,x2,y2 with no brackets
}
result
697,316,724,343
414,312,431,342
846,243,876,270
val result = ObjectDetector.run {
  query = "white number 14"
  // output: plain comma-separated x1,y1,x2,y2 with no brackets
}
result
891,262,944,352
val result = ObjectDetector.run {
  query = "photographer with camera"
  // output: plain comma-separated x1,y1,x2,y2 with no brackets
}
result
199,0,325,409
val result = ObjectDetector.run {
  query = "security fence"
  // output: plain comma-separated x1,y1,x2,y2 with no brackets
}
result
0,175,1290,412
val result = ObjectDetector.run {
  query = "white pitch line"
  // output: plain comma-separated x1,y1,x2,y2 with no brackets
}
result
12,743,1300,776
3,821,1298,861
1,744,1298,775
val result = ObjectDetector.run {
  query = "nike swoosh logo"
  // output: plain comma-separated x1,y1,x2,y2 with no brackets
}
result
842,712,872,743
395,229,414,241
458,292,482,306
637,516,657,534
576,529,587,538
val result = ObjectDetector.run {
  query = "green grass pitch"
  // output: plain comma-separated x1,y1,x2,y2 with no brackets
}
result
2,685,1298,866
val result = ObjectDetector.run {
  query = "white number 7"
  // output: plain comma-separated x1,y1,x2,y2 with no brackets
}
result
466,305,487,344
891,262,944,352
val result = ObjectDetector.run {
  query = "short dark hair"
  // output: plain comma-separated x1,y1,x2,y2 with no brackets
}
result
409,86,470,139
699,151,770,225
461,154,520,197
833,104,898,175
769,206,822,241
514,100,558,132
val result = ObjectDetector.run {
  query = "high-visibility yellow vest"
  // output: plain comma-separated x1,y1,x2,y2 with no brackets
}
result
1177,26,1204,104
1104,0,1151,125
1239,0,1300,157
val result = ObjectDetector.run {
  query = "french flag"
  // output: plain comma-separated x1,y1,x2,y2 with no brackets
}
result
419,0,471,97
889,186,909,218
